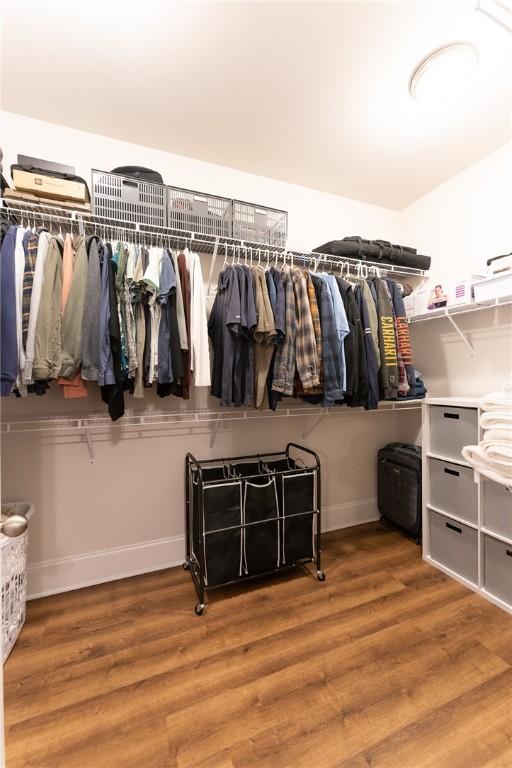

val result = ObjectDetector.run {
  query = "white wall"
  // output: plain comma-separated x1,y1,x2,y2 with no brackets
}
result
0,111,422,598
0,111,402,249
402,143,512,396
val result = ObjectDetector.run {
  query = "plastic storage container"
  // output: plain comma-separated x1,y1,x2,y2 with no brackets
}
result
91,170,167,228
429,509,478,584
429,458,478,525
473,273,512,302
429,405,479,462
483,534,512,605
167,186,232,238
1,502,34,662
232,200,287,247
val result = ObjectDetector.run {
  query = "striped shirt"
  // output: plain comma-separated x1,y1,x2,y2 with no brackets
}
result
22,231,39,350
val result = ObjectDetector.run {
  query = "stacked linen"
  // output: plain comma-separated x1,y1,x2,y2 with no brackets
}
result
462,390,512,487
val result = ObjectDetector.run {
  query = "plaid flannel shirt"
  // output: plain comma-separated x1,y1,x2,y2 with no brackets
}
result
291,267,319,391
294,273,324,396
22,232,39,349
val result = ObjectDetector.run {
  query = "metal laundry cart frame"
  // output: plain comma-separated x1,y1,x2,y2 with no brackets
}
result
184,443,325,614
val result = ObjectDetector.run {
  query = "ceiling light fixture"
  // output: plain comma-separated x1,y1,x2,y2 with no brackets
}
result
409,42,479,102
476,0,512,33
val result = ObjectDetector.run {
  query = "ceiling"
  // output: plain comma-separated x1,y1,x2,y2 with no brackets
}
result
1,0,510,209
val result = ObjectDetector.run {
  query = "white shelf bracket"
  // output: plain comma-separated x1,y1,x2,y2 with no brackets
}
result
209,417,221,450
444,309,474,355
302,409,330,439
83,427,95,464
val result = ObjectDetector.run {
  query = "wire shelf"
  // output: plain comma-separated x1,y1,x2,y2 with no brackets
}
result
0,198,428,277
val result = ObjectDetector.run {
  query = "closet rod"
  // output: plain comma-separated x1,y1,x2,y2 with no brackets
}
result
0,198,427,278
1,400,423,435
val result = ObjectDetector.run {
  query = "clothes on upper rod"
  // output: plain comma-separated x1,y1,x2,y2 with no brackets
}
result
0,225,210,420
208,259,422,410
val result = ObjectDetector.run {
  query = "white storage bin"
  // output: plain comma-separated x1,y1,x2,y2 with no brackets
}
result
429,405,478,462
483,534,512,606
473,272,512,303
482,480,512,541
429,458,478,525
1,502,34,662
429,510,478,584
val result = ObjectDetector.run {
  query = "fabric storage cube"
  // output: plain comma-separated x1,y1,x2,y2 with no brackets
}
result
243,476,280,575
429,405,478,462
202,481,243,586
281,471,315,565
484,534,512,606
482,480,512,541
429,510,478,584
429,458,478,525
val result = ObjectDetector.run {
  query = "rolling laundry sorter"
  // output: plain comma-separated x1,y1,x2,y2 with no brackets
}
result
184,444,325,614
422,397,512,614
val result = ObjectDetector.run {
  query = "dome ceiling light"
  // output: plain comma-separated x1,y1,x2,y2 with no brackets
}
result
409,42,479,102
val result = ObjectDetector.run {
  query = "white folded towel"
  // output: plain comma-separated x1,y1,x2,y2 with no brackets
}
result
485,428,512,443
480,391,512,411
462,444,512,487
480,410,512,430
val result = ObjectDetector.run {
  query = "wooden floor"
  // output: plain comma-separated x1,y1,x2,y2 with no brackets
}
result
5,522,512,768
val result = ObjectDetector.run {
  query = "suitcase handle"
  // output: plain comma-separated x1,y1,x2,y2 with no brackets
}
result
444,468,459,477
446,522,462,534
443,412,460,420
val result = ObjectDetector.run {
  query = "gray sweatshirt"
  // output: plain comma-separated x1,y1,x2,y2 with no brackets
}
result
60,235,89,379
33,237,63,380
81,237,102,381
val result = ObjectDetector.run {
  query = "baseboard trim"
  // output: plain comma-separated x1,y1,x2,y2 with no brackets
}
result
27,535,185,600
322,497,379,532
27,497,379,599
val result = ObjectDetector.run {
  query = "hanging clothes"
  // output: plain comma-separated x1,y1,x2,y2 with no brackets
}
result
59,234,89,398
81,236,102,382
33,237,63,382
370,276,399,400
187,250,211,388
252,266,276,408
0,226,18,396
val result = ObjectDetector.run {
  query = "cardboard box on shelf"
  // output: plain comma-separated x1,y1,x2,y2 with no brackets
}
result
12,169,87,203
3,187,91,212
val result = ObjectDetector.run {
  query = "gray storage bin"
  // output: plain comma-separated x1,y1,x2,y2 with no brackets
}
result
484,534,512,606
232,200,287,247
429,509,478,584
430,406,478,462
482,480,512,541
167,186,232,238
92,170,166,228
429,458,478,525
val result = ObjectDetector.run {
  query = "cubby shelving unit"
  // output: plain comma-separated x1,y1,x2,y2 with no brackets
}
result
422,397,512,614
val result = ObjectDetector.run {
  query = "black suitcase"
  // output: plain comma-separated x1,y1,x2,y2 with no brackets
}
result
378,443,422,542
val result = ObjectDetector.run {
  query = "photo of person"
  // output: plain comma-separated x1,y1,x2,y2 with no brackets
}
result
428,284,448,309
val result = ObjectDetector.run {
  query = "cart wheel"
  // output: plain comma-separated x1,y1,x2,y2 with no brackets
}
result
195,603,205,616
317,570,326,582
182,561,190,570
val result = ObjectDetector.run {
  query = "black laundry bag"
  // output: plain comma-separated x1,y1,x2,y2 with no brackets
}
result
281,471,315,564
265,460,316,564
190,466,226,560
243,476,280,575
202,480,243,586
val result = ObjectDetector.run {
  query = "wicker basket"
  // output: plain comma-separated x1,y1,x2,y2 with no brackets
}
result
1,503,34,663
